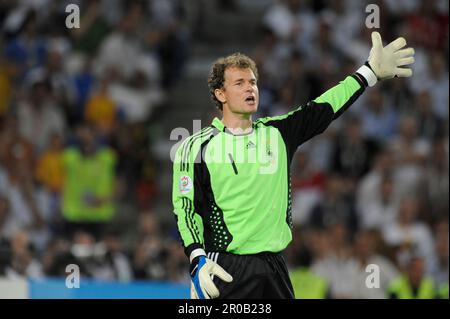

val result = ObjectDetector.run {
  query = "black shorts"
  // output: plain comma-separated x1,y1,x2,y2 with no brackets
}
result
207,251,294,299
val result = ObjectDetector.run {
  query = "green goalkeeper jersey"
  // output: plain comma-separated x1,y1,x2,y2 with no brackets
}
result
172,74,366,257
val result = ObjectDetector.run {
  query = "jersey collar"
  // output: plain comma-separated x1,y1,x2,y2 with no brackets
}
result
211,117,226,132
211,117,255,135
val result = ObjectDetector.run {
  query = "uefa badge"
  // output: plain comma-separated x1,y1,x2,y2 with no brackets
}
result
179,175,193,194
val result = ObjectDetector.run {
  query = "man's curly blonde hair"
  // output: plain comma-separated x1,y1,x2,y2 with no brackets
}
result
207,52,259,111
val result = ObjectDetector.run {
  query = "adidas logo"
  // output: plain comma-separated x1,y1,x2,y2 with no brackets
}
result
246,141,256,149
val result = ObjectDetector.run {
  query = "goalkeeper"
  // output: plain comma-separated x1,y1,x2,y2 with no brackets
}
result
172,32,414,299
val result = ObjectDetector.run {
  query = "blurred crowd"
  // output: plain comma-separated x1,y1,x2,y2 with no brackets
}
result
0,0,190,284
0,0,448,299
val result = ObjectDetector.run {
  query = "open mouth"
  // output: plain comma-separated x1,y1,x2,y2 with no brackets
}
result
245,96,255,104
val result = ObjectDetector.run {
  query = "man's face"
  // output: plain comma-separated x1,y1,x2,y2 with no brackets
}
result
217,67,259,115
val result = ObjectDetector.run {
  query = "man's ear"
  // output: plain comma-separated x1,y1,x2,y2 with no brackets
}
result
214,88,226,104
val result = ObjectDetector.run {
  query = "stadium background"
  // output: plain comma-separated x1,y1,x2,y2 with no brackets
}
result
0,0,448,298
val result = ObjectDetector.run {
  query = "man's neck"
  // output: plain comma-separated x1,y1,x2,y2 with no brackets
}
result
221,111,253,132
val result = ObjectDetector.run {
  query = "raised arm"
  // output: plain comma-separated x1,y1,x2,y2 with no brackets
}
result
257,32,415,159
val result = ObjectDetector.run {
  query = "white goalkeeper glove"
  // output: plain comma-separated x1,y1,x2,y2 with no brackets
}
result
358,31,415,87
190,254,233,299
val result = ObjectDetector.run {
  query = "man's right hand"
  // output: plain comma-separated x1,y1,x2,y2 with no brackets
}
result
190,255,233,299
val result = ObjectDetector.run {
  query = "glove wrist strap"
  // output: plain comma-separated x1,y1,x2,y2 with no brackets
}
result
190,248,206,263
357,63,378,87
